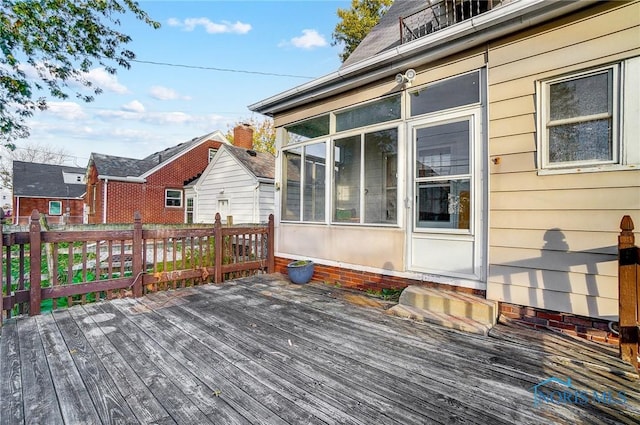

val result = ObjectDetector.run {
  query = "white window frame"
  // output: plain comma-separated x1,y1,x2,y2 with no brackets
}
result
208,148,217,163
49,200,62,216
165,189,183,208
536,58,640,174
281,140,329,224
538,64,619,171
331,122,400,227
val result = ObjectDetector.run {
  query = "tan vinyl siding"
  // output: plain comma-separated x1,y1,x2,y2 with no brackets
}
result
486,1,640,319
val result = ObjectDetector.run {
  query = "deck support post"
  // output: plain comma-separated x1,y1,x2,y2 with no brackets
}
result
214,213,222,283
267,214,275,274
132,211,143,298
618,215,639,370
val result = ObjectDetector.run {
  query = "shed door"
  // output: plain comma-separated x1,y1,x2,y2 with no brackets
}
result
408,108,483,280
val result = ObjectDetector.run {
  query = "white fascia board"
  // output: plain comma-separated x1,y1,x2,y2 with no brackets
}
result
98,175,147,183
248,0,596,116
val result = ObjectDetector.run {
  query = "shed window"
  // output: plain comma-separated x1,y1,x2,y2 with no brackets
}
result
165,189,182,207
49,201,62,216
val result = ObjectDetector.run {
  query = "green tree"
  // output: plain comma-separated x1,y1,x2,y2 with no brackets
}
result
0,0,160,148
226,118,276,155
332,0,393,63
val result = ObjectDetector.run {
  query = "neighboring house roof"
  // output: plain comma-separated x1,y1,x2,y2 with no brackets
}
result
192,145,275,188
249,0,593,116
13,161,86,198
89,130,229,180
89,154,156,179
225,145,275,180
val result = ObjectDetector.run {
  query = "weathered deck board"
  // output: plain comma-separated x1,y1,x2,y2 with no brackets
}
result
0,320,23,425
63,308,177,425
16,316,64,425
36,314,101,425
1,274,639,425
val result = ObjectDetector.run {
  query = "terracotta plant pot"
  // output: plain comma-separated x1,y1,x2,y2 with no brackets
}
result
287,260,315,284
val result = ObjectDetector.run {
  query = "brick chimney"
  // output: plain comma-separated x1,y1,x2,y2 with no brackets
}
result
233,123,254,150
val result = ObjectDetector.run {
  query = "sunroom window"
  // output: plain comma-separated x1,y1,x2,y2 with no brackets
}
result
334,128,398,224
281,142,326,222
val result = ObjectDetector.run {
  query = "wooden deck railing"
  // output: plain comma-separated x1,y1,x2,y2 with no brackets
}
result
618,215,640,371
0,210,274,323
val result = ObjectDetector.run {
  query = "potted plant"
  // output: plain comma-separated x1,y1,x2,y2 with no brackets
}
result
286,260,315,284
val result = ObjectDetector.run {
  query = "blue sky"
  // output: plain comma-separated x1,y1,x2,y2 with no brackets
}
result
23,0,350,167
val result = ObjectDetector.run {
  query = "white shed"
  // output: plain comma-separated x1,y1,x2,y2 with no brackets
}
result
189,144,275,224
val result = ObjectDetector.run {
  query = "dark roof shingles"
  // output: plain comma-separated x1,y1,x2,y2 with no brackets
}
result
12,161,86,198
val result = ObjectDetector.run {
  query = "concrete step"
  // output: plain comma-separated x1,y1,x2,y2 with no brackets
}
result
387,286,498,335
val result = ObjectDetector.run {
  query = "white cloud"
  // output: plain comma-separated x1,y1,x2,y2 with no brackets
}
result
85,68,128,94
148,112,195,125
122,100,145,113
95,109,197,125
45,102,87,120
149,86,191,101
168,17,251,34
288,29,328,49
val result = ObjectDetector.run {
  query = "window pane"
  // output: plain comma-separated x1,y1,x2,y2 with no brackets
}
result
416,179,470,229
49,201,62,215
410,71,480,116
364,129,398,224
416,121,469,177
334,135,361,222
550,71,611,121
303,142,326,221
549,119,612,163
166,190,182,207
336,95,401,132
282,148,302,220
285,115,329,144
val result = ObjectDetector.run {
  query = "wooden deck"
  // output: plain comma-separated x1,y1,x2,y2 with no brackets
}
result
1,274,638,424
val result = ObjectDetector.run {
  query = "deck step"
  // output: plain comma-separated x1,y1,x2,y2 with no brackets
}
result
387,286,498,335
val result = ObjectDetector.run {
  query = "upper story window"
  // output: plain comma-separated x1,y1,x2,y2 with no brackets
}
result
208,148,217,163
165,189,182,207
538,57,639,172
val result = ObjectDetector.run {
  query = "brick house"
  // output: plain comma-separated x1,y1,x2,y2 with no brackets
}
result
85,131,230,224
12,161,86,225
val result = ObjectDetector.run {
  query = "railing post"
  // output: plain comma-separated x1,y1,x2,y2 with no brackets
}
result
0,218,3,326
267,214,275,274
214,213,222,283
618,215,638,368
132,212,143,298
29,210,42,316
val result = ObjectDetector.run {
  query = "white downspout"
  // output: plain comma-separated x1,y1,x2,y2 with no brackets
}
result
102,179,108,224
15,196,20,225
